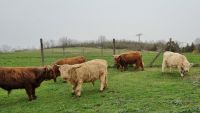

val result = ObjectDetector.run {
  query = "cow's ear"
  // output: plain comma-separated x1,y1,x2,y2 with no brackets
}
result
47,65,52,70
53,64,61,70
44,65,52,71
113,55,118,58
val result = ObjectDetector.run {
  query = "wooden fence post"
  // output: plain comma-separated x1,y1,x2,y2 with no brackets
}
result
40,38,44,66
113,38,116,55
149,50,163,67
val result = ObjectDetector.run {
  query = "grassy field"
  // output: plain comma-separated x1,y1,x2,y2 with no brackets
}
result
0,48,200,113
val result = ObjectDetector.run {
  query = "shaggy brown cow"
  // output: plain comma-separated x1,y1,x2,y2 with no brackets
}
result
52,56,86,82
0,66,55,101
116,51,144,71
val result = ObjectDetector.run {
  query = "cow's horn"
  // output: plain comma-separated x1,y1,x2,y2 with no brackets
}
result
46,65,52,70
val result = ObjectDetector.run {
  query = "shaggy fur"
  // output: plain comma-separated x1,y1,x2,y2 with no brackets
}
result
52,56,86,82
58,59,108,97
115,51,144,71
0,66,55,101
162,51,192,77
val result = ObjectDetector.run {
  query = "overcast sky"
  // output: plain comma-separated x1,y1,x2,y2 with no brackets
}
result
0,0,200,48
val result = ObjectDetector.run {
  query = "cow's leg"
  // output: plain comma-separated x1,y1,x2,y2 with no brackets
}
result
124,64,128,71
120,64,124,72
100,74,106,91
71,83,77,95
135,61,141,70
102,70,108,90
162,60,166,73
53,77,57,82
75,81,83,97
141,61,144,71
117,64,120,69
178,66,184,77
104,74,108,90
32,87,37,100
180,71,184,77
25,87,33,101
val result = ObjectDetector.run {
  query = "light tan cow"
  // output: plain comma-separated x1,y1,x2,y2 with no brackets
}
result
58,59,108,97
52,56,86,82
162,51,193,77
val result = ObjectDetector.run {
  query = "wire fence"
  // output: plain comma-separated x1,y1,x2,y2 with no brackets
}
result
1,47,200,68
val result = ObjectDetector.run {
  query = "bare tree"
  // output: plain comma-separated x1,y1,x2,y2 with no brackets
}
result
194,38,200,52
0,44,12,52
59,37,68,56
98,35,106,56
43,40,50,49
50,40,55,48
49,40,55,53
67,38,72,47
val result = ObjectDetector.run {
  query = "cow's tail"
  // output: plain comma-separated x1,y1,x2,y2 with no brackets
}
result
102,60,108,89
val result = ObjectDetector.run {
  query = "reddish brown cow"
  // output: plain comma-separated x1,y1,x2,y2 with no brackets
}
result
52,56,86,82
0,66,55,101
116,51,144,71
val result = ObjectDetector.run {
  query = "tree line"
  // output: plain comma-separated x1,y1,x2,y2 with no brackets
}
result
43,36,200,53
1,37,200,53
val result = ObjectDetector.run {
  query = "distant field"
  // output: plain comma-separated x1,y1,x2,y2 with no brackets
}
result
0,48,200,113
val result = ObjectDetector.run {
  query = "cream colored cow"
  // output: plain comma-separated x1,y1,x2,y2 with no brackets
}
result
162,51,193,77
58,59,108,97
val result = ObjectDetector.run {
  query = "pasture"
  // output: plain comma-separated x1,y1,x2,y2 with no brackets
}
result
0,48,200,113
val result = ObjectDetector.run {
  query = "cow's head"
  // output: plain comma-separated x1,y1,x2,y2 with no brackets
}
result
58,64,81,80
181,61,193,74
44,65,55,80
113,55,120,68
79,56,86,63
52,64,61,76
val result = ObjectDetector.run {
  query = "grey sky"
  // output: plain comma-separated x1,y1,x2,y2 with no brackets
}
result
0,0,200,48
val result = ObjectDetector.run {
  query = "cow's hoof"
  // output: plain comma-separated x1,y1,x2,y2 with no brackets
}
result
75,95,81,97
33,96,37,100
71,92,75,96
99,90,104,92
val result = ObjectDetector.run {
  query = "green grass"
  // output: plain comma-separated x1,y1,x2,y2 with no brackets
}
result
0,48,200,113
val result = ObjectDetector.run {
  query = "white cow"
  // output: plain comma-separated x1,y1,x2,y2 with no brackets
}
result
162,51,193,77
58,59,108,97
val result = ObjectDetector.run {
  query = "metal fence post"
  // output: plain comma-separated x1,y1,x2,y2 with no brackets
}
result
113,38,116,55
40,38,44,66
